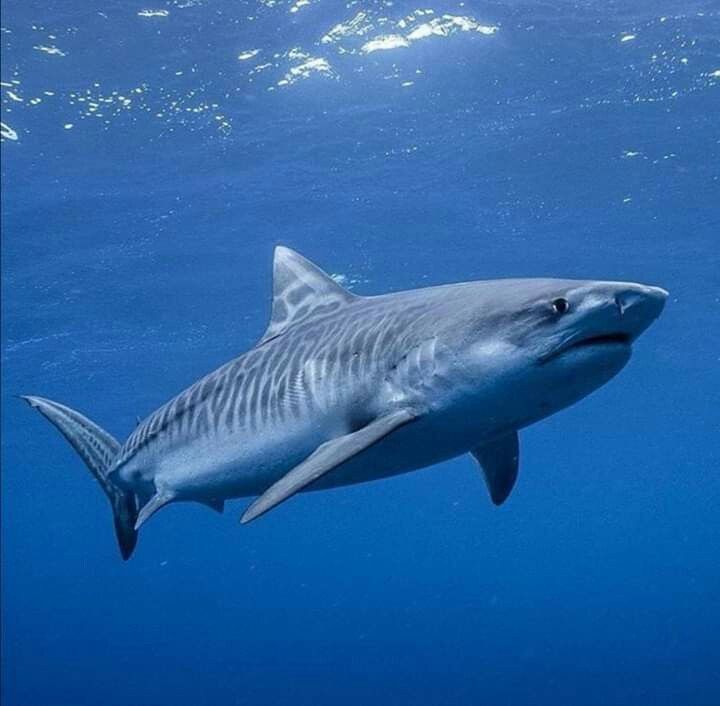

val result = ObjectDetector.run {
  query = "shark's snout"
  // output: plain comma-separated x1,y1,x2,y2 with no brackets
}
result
538,281,667,365
614,284,668,340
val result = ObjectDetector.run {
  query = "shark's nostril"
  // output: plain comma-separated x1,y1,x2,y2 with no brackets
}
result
611,284,667,338
615,295,626,316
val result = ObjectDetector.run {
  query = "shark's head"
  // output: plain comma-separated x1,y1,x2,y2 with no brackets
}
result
443,278,667,429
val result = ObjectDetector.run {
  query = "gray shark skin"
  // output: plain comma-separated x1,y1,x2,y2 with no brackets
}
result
23,247,667,559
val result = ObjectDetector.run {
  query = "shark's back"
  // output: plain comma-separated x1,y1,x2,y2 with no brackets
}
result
114,270,576,474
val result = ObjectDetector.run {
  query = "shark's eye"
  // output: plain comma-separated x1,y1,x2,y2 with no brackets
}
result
552,298,570,315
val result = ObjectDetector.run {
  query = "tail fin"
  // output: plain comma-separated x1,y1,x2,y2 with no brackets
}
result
21,395,139,560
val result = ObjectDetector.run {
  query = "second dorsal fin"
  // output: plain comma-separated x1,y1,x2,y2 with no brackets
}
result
259,246,357,344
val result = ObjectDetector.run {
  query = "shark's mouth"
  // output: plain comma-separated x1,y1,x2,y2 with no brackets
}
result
541,332,631,363
568,332,631,350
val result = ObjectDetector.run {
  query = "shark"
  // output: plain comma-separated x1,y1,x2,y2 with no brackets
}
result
23,246,667,560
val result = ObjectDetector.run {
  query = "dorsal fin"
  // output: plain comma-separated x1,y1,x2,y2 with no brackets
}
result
260,246,357,344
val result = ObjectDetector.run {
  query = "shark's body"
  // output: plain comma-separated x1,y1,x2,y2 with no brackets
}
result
24,247,667,559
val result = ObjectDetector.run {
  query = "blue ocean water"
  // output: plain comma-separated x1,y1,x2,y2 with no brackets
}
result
2,1,719,704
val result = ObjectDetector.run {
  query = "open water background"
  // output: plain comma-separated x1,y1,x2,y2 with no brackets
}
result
2,2,719,704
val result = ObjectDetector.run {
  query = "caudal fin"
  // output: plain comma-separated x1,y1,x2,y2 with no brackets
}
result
21,395,139,560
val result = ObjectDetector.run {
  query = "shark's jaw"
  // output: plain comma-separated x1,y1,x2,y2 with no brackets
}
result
538,331,632,364
570,332,632,348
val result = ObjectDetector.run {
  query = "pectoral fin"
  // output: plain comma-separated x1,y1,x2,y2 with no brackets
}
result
472,431,519,506
241,408,418,524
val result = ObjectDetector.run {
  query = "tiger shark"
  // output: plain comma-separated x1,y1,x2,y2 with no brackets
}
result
23,246,667,560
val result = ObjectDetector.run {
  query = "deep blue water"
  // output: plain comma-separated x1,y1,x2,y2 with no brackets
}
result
2,1,719,705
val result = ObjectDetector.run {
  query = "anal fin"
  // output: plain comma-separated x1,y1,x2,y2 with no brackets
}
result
135,491,175,531
200,498,225,514
241,408,418,524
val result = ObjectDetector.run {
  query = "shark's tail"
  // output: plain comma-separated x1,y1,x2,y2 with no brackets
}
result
21,395,139,560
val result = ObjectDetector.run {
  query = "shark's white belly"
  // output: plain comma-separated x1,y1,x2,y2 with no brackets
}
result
150,381,496,502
